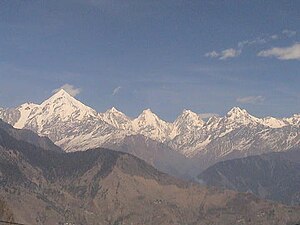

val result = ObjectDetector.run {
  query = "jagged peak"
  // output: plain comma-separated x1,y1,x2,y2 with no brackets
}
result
38,89,97,119
182,109,197,115
42,89,83,106
106,107,124,114
173,109,204,129
110,107,118,112
225,107,260,125
177,109,204,121
141,108,153,114
137,108,159,119
226,107,258,119
102,107,131,122
56,88,70,95
51,89,74,98
227,107,248,116
206,115,221,125
260,116,287,128
134,108,169,126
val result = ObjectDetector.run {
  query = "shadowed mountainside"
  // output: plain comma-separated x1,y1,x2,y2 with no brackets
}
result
198,149,300,206
0,119,62,153
104,134,194,179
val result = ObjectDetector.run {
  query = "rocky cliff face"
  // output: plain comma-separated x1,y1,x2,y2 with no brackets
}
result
0,198,14,223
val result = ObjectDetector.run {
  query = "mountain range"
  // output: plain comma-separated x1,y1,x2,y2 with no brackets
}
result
0,122,300,225
1,89,299,175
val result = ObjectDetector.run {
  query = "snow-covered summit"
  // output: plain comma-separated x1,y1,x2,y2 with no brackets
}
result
260,117,287,128
13,89,98,134
100,107,132,130
14,102,39,129
224,107,260,125
134,109,162,125
170,110,205,138
39,89,98,120
132,109,173,142
178,109,205,126
285,114,300,127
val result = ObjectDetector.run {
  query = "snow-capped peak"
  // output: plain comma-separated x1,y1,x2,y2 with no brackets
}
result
40,89,97,119
140,108,154,115
169,109,205,139
52,88,69,96
135,109,161,123
182,109,196,116
42,89,79,106
226,107,248,117
100,107,132,130
260,116,287,128
14,102,39,129
175,109,204,127
285,114,300,127
225,107,260,125
132,109,172,142
103,107,127,116
108,107,120,113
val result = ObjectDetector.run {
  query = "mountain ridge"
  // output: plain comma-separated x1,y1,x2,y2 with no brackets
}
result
198,149,300,206
1,89,299,174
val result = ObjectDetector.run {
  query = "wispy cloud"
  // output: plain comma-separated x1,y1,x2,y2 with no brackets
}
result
238,30,296,48
236,96,265,104
238,37,268,48
112,86,122,96
219,48,241,60
52,84,81,97
282,29,297,37
205,48,241,60
199,113,219,119
258,43,300,60
206,29,297,60
270,35,279,40
205,51,219,58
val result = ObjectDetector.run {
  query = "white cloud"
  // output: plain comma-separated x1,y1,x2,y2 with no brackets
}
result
270,35,278,40
238,30,295,48
205,51,219,58
206,30,297,60
199,113,219,119
258,43,300,60
52,84,81,97
219,48,241,60
205,48,241,60
282,29,297,37
112,86,122,96
238,37,268,48
236,96,265,104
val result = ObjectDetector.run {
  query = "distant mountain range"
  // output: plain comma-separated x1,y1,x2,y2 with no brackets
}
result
1,89,299,174
0,122,300,225
198,149,300,206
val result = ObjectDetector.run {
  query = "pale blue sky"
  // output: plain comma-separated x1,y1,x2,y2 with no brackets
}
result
0,0,299,120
